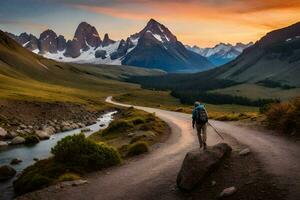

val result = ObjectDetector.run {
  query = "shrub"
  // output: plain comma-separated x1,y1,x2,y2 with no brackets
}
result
24,135,40,145
13,158,61,195
131,117,146,125
130,135,145,144
51,134,121,170
265,97,300,134
14,134,122,195
102,120,134,136
127,141,149,157
58,173,81,182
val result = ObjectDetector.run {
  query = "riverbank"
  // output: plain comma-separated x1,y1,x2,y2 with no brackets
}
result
0,100,107,145
0,111,117,200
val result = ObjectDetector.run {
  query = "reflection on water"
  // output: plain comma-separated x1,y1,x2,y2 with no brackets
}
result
0,111,117,200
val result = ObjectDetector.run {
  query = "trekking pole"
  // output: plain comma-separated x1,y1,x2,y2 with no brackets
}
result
208,122,225,140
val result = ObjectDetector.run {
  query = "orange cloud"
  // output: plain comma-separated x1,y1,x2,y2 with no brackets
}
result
73,1,300,46
0,19,49,31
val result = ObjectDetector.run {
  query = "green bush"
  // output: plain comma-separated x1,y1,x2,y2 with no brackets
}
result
58,173,81,182
13,158,62,195
25,135,40,145
131,117,146,125
102,120,134,136
130,135,145,144
127,141,149,157
51,133,121,170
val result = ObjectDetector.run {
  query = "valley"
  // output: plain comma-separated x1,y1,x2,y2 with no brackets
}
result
0,4,299,199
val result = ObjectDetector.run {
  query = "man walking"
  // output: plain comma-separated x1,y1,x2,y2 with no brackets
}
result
192,101,208,149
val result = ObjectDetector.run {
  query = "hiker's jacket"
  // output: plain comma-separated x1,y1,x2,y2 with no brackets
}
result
192,104,208,126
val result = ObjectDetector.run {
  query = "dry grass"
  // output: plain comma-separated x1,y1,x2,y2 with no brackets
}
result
265,97,300,134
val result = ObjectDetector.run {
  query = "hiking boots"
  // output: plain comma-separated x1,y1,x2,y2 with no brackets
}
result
203,142,207,150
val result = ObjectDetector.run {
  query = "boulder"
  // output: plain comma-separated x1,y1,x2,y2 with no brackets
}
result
219,186,237,198
0,141,8,148
62,125,72,132
7,131,17,139
177,143,232,191
42,126,56,135
70,123,79,129
81,128,91,132
77,123,85,128
60,179,88,187
35,130,50,140
0,127,7,139
239,148,251,156
20,124,27,129
61,121,71,127
10,158,22,165
11,136,25,145
0,165,16,181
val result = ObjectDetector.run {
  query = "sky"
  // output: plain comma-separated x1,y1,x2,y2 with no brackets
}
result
0,0,300,47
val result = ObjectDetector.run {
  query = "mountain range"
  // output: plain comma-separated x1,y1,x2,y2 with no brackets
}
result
7,19,216,72
186,42,253,66
1,20,299,104
129,21,300,100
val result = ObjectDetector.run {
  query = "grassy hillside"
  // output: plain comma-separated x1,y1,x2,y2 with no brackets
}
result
211,84,300,101
0,30,259,121
0,30,165,109
127,22,300,107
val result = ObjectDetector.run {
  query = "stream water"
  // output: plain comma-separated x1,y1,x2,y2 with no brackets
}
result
0,111,117,200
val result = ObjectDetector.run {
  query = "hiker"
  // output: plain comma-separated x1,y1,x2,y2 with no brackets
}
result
192,101,208,149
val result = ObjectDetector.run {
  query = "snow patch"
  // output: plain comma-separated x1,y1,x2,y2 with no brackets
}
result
42,40,122,65
23,41,30,47
32,49,39,54
153,33,163,42
286,38,292,42
158,25,164,33
43,35,49,40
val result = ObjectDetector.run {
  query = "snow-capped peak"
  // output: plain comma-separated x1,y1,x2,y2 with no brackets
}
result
138,19,176,43
186,42,253,66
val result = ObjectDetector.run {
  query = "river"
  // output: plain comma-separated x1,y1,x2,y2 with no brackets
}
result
0,111,117,200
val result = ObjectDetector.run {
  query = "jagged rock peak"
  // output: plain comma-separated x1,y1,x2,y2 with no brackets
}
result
102,33,115,47
74,21,101,50
39,29,58,54
138,18,177,43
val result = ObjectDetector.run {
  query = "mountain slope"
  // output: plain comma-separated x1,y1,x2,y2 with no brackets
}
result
0,30,164,104
122,19,213,72
128,22,300,102
217,22,300,86
7,19,213,73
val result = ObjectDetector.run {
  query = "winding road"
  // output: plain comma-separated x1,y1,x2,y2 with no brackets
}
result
19,96,300,200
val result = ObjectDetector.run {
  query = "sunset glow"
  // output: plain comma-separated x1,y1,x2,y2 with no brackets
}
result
1,0,300,46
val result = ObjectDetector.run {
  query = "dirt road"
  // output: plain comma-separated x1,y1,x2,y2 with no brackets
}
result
19,97,300,200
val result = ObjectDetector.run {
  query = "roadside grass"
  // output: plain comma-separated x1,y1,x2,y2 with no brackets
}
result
211,83,300,101
264,97,300,135
89,107,169,157
114,92,260,121
58,173,81,182
127,141,150,157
